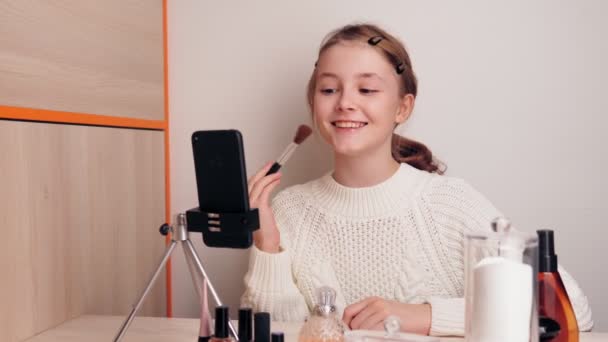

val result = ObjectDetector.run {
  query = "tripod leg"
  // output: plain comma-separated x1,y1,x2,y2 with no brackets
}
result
182,241,205,301
183,239,239,340
113,240,178,342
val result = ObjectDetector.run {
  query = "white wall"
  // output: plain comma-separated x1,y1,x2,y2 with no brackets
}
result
168,0,608,331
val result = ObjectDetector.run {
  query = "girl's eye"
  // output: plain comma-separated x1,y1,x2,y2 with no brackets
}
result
320,88,337,94
360,88,378,94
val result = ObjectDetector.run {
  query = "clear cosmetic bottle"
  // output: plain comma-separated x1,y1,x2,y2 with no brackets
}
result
298,286,345,342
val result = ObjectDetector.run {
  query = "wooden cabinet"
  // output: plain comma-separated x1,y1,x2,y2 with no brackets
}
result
0,1,168,341
0,122,167,341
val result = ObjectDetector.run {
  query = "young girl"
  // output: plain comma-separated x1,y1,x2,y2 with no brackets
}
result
241,23,593,336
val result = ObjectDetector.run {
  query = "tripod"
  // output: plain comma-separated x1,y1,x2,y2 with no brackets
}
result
113,213,238,341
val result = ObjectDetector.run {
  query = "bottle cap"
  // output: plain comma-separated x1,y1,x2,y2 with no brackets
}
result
271,332,284,342
214,306,229,338
239,308,253,341
314,286,337,316
254,312,270,342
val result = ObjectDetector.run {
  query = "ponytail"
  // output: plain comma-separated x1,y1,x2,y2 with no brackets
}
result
391,133,445,174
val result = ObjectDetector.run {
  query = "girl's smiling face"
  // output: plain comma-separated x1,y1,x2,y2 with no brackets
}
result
312,41,413,158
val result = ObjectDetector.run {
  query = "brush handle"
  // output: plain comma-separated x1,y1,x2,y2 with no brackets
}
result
265,162,281,176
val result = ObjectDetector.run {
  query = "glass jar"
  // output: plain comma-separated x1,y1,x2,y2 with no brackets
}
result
464,217,539,342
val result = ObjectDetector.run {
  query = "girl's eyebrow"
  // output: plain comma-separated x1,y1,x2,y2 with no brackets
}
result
357,72,384,82
318,72,385,82
318,72,339,79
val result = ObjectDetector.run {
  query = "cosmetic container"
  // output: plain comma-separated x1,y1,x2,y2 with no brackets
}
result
254,312,271,342
239,308,253,342
271,332,285,342
298,286,345,342
211,306,233,342
537,230,579,342
464,218,539,342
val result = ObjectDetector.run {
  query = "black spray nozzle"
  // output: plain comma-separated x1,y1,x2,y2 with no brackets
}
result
537,229,558,272
538,230,555,256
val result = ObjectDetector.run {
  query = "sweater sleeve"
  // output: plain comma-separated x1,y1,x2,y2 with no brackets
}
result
558,265,594,331
240,188,309,321
424,177,594,335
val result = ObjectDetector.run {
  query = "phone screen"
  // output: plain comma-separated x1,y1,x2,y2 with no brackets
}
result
192,130,249,213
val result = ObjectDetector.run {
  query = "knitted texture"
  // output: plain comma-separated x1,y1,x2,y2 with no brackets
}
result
241,164,593,335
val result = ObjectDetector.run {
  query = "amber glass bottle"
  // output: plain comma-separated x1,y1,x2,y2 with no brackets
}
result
537,230,579,342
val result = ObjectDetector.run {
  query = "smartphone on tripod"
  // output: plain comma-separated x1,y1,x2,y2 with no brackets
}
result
191,129,254,248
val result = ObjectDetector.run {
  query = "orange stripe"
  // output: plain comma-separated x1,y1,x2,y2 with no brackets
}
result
162,0,173,318
0,105,166,130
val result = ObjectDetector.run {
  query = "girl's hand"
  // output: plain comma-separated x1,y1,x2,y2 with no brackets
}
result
248,162,282,253
343,297,431,335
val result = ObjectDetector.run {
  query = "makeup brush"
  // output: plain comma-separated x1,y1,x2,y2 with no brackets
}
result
265,124,313,176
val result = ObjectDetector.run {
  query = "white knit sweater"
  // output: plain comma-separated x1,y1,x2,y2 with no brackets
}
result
241,163,593,336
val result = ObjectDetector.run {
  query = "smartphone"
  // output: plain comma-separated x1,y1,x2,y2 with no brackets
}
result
191,130,253,248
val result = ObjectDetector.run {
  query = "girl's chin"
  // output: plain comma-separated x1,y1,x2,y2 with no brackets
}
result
331,144,366,157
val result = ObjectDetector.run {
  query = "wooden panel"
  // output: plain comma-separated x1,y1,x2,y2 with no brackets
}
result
0,0,164,120
0,120,166,342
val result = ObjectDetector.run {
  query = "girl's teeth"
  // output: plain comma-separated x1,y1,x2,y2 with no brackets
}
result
335,121,365,128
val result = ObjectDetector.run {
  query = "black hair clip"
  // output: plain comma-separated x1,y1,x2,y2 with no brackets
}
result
396,63,406,75
368,36,383,46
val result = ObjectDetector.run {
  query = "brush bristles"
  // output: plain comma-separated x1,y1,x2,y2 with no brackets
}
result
293,124,313,144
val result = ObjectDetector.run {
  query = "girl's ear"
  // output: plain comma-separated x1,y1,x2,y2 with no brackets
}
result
396,94,415,124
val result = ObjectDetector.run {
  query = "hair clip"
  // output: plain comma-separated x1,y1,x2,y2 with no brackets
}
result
368,36,383,46
396,63,406,74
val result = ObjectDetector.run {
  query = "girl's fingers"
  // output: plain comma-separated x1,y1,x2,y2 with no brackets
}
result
249,172,281,206
343,297,377,326
259,177,281,205
350,305,377,330
248,161,274,195
358,311,386,330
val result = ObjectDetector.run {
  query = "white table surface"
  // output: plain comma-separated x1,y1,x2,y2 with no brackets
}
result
24,315,607,342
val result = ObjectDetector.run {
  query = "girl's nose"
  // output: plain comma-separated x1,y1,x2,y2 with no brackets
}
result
336,89,357,112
